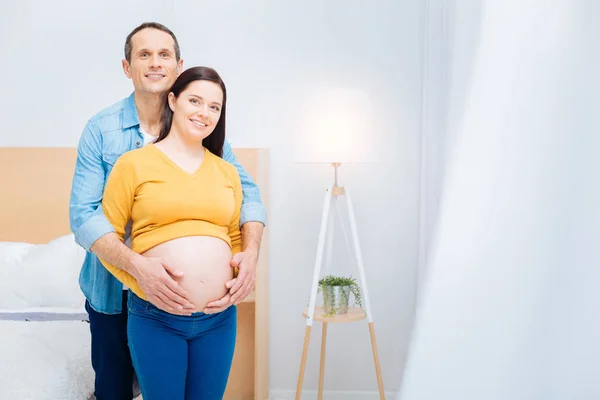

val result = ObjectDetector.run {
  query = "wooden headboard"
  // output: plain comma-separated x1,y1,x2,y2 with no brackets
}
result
0,147,268,244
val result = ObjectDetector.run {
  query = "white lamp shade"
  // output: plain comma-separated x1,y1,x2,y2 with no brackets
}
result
292,87,378,163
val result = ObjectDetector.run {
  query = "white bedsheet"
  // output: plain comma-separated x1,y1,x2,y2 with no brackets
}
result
0,235,94,398
0,320,93,399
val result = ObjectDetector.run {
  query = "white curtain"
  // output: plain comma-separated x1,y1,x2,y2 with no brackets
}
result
403,0,600,399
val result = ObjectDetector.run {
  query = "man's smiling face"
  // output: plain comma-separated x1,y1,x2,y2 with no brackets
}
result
122,28,183,95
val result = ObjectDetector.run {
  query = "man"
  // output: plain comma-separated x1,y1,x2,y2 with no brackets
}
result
69,22,265,400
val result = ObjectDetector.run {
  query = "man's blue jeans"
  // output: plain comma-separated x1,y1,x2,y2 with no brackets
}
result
85,290,136,400
127,291,237,400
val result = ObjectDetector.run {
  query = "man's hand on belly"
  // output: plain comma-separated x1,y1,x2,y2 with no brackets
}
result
227,250,258,305
203,291,232,314
202,250,257,313
131,255,196,314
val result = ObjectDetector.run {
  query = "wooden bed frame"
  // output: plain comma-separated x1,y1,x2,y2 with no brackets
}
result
0,147,270,400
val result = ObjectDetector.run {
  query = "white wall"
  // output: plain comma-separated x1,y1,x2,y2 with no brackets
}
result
0,0,424,397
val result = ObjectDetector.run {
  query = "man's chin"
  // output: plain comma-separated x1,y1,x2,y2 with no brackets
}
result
137,85,170,96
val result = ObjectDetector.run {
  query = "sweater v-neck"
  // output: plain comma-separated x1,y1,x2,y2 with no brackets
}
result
148,143,209,176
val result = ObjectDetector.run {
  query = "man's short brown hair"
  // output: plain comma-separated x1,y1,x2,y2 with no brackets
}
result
124,22,181,63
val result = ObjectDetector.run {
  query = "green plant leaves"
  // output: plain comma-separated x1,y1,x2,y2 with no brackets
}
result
317,275,363,316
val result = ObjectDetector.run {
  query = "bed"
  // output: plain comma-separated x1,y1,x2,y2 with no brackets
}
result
0,147,270,400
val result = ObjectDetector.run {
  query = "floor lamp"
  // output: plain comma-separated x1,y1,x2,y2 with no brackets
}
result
292,88,385,400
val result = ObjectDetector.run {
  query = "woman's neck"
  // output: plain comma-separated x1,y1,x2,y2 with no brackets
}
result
158,127,206,158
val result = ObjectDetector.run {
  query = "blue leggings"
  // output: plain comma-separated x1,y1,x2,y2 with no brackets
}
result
127,291,237,400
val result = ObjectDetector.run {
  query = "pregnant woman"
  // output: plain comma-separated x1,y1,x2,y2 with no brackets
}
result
99,66,241,400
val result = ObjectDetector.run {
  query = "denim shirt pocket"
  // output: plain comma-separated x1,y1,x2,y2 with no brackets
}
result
102,153,120,174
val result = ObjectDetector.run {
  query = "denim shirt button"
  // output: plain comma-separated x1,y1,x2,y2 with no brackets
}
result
136,141,141,147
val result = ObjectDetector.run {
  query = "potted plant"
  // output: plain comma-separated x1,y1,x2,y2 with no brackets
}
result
318,275,363,316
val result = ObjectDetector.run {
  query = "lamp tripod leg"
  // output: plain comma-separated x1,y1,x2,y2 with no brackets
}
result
296,188,333,399
369,322,385,399
318,322,328,400
295,325,312,400
343,189,386,398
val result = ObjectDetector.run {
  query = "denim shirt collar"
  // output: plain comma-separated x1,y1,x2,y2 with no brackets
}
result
122,92,140,130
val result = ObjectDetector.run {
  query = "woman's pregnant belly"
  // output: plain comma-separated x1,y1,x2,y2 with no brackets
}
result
141,236,234,313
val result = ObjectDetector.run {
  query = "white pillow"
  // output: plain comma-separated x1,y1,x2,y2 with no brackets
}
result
0,234,86,310
0,241,34,264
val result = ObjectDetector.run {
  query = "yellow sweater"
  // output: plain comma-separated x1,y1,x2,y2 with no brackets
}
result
99,144,242,300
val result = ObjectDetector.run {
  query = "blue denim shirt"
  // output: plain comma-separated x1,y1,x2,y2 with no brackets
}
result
69,92,266,314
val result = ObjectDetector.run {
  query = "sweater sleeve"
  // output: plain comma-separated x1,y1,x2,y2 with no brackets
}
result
98,155,139,289
228,169,243,255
